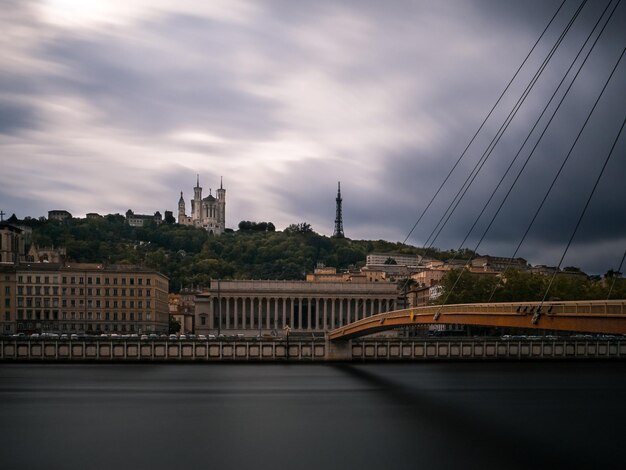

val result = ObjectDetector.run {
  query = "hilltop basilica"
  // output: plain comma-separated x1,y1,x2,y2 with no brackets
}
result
178,176,226,235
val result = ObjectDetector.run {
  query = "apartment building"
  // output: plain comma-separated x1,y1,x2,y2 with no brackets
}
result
0,263,169,335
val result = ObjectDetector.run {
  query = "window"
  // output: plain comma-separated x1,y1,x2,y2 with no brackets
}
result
36,276,41,283
146,279,151,286
5,286,10,295
4,299,9,308
4,312,9,321
44,276,49,284
122,278,126,285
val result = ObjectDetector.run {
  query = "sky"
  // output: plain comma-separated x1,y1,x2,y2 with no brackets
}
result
1,0,625,274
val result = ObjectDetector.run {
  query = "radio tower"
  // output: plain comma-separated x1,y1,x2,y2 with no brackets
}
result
333,181,344,238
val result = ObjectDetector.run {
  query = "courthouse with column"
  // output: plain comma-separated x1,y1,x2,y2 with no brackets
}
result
194,279,399,336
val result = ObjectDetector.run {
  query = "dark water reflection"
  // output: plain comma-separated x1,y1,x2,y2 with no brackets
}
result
1,362,624,470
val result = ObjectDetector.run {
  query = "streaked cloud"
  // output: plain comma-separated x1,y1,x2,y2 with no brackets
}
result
1,0,625,273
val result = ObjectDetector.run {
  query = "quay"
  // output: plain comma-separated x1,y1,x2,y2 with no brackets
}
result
1,337,624,362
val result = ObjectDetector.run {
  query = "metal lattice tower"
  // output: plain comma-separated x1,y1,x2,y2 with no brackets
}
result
333,181,344,238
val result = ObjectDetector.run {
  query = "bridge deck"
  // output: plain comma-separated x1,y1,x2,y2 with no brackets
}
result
328,300,626,340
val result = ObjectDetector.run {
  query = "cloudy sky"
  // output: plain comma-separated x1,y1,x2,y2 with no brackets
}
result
1,0,625,273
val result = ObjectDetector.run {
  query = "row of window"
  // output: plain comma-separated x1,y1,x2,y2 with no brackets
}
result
17,323,156,332
16,310,153,321
15,286,153,297
17,275,152,286
17,297,152,309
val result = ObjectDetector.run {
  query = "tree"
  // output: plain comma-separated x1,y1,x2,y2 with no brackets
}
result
384,257,397,265
285,222,313,234
169,316,181,334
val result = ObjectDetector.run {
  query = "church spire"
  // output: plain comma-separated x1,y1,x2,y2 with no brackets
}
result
196,174,200,188
220,176,223,190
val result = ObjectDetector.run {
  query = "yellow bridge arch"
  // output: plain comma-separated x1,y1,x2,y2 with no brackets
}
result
328,300,626,341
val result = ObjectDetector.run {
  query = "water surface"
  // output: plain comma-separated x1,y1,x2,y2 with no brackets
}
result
1,362,624,470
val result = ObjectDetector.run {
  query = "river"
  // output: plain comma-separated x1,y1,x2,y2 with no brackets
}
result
1,362,624,470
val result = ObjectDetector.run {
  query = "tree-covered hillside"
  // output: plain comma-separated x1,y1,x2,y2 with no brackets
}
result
23,216,459,291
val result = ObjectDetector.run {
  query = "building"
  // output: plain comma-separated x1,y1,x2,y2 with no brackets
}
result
0,263,169,335
471,255,528,272
168,291,197,334
0,269,16,334
366,253,421,267
86,213,102,220
27,245,67,264
0,223,25,263
48,210,72,221
195,278,399,336
178,175,226,234
125,210,163,227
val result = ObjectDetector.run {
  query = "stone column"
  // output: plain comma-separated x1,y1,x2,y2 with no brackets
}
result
331,298,336,329
298,297,303,331
282,297,287,329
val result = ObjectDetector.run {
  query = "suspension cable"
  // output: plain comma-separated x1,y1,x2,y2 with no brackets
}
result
540,111,626,310
440,20,624,313
401,0,568,245
422,0,588,251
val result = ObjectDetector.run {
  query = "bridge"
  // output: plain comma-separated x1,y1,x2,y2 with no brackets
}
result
328,300,626,340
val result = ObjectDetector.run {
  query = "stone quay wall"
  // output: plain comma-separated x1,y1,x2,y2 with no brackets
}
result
1,338,625,362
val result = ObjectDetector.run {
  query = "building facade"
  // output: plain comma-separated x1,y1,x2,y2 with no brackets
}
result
195,279,399,336
178,175,225,234
0,223,25,263
48,210,72,221
125,210,163,227
0,263,169,335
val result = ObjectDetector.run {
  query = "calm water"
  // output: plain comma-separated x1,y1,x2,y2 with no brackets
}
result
1,362,625,470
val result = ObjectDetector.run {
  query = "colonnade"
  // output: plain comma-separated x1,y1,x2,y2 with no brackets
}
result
205,296,396,333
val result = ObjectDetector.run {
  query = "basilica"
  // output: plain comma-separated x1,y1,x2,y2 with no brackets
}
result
178,176,226,235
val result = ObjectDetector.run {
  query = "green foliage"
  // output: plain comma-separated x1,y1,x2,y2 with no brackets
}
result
30,217,620,302
437,268,625,304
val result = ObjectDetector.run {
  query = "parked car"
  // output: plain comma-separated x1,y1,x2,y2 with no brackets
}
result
60,334,69,340
198,335,208,341
70,334,79,341
140,335,149,341
168,334,177,341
